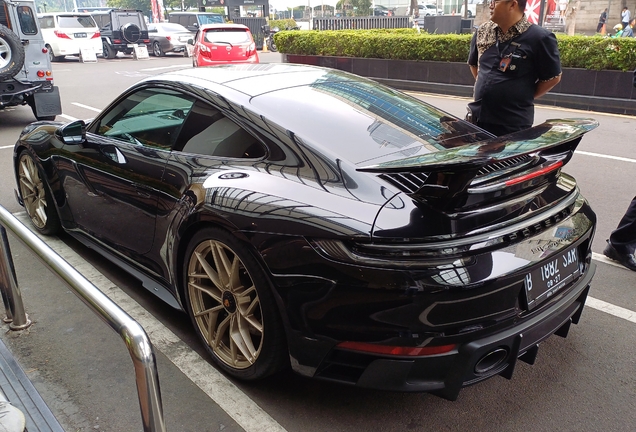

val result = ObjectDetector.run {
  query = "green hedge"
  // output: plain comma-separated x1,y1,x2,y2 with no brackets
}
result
274,29,636,71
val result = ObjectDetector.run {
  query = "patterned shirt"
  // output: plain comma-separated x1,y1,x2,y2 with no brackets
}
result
467,17,562,134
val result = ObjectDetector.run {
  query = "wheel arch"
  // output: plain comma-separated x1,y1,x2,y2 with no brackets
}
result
172,217,292,340
15,146,64,233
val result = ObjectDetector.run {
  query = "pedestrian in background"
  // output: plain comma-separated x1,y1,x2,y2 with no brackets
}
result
467,0,562,136
622,18,636,37
611,23,624,37
604,198,636,270
597,8,608,34
603,69,636,271
621,6,631,30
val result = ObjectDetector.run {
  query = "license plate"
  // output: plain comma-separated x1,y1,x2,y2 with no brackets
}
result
74,33,87,38
524,245,580,310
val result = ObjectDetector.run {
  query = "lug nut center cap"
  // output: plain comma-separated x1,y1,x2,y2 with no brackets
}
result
222,291,237,313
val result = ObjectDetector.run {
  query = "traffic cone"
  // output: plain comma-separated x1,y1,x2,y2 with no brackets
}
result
263,37,269,53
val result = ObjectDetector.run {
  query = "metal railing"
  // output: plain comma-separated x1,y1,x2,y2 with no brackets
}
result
0,205,166,432
312,16,411,30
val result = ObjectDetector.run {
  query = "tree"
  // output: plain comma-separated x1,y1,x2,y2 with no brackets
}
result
410,0,418,17
107,0,151,11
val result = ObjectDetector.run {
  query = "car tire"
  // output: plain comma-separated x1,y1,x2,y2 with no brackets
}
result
103,41,117,59
0,24,26,81
152,41,164,57
17,150,61,235
46,45,64,62
182,227,288,380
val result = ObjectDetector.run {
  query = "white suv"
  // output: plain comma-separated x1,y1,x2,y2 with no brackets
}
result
38,12,102,61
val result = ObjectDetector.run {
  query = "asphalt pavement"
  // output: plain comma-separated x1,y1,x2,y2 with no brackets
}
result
0,53,635,432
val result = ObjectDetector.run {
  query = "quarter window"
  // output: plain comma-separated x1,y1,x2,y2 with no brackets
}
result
175,100,265,159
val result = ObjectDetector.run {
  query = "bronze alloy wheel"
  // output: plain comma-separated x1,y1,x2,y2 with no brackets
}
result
187,238,264,370
17,152,60,234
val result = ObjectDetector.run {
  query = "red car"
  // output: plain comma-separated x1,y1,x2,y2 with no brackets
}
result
190,24,259,67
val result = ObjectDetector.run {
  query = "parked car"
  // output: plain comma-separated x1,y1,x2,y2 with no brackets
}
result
418,4,443,16
91,8,150,59
190,24,258,67
0,0,61,120
38,12,102,61
13,64,597,400
373,5,394,16
147,22,192,57
168,11,224,34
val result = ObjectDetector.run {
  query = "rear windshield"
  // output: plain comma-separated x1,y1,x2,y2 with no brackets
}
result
204,28,250,44
197,14,224,25
57,15,97,28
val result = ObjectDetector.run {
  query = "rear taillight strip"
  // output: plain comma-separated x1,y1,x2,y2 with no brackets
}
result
468,161,563,194
505,161,563,186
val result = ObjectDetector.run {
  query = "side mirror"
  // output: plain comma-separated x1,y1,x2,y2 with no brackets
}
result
57,120,86,145
187,38,194,45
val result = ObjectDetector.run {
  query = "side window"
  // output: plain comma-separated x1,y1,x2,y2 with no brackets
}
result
92,88,195,150
17,6,37,35
175,100,266,159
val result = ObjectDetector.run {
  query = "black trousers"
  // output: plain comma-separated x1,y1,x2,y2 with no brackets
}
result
609,196,636,255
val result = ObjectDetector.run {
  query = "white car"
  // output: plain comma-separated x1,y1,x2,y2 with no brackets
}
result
38,12,102,61
418,4,443,16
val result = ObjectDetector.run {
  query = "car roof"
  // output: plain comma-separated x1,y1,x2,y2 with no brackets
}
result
199,24,250,31
140,64,485,165
38,12,93,16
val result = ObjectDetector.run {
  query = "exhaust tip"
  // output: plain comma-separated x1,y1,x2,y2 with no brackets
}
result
474,348,509,375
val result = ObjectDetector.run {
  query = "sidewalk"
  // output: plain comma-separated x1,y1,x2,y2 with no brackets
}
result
0,214,246,431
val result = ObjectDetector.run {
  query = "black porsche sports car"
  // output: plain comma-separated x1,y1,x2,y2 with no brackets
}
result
13,64,597,400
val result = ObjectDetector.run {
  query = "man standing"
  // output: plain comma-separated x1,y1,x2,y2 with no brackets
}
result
622,6,631,30
467,0,562,136
597,8,608,34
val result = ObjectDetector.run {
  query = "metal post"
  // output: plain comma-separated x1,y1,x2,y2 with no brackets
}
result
0,226,31,330
0,206,166,432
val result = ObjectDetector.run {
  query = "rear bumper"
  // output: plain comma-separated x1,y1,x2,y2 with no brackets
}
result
311,262,594,400
0,80,54,108
197,56,259,66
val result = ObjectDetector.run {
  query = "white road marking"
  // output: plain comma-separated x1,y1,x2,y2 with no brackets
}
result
59,114,78,121
591,252,628,270
575,150,636,164
586,297,636,324
72,102,102,112
0,145,13,150
141,65,190,71
11,212,287,432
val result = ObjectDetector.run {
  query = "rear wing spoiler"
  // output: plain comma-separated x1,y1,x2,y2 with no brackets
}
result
358,119,598,173
358,119,599,209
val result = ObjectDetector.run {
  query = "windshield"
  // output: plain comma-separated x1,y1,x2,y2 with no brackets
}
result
204,28,251,44
197,14,224,25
